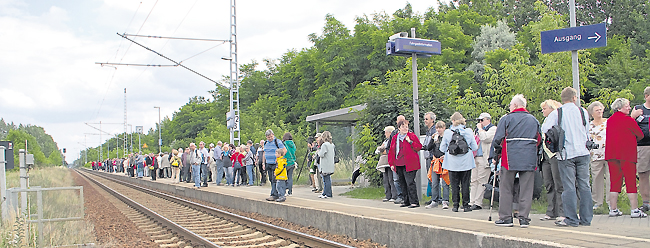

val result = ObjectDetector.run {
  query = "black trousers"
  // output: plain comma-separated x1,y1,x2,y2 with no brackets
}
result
258,161,267,184
150,168,157,180
449,170,472,208
396,166,419,206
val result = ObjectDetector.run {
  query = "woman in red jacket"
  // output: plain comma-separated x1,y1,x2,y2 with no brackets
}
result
231,147,245,186
388,119,423,208
605,98,646,218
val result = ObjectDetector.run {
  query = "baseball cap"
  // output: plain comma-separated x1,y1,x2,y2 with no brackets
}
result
477,113,491,120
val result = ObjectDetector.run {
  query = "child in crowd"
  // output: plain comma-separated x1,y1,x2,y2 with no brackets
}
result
275,149,288,202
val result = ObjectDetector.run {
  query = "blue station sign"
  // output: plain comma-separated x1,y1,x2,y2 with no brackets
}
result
387,37,441,57
541,23,607,54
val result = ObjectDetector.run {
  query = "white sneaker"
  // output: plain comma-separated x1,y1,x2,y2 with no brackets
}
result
318,194,324,198
425,202,438,209
321,195,329,199
609,209,623,217
442,201,449,210
631,208,648,218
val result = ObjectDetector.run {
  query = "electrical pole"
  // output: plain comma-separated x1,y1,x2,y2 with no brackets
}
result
228,0,240,146
124,88,128,157
154,106,161,153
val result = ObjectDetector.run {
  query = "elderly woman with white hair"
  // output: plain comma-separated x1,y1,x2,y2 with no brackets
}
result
605,98,646,218
377,126,398,202
587,101,610,210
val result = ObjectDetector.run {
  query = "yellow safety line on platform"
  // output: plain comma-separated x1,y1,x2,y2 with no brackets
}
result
215,186,650,244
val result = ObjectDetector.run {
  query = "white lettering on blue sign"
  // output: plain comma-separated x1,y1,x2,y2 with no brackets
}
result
554,34,582,43
409,41,433,47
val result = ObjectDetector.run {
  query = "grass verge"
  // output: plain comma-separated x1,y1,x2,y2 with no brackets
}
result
0,167,95,247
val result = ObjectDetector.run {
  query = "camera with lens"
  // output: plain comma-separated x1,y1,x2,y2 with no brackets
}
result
586,140,599,150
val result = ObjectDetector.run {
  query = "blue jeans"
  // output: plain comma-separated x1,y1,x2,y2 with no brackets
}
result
322,173,333,197
246,164,255,185
191,164,201,187
266,163,278,197
216,161,224,185
276,180,287,197
393,171,403,198
226,167,234,185
286,166,295,194
558,155,593,226
136,162,144,177
200,164,208,185
431,173,450,203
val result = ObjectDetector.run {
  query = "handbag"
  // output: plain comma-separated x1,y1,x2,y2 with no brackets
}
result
375,154,389,171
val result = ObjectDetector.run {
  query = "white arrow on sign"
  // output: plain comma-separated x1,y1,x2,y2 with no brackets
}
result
588,32,601,43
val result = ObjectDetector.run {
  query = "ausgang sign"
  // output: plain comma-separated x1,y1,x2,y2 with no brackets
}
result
541,23,607,54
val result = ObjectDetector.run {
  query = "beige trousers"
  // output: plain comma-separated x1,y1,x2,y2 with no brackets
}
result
470,156,491,206
590,159,610,206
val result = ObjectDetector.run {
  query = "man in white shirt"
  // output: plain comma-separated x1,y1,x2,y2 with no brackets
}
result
198,141,210,187
541,87,592,227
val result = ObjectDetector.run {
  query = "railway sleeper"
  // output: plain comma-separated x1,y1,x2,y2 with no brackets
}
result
200,228,255,238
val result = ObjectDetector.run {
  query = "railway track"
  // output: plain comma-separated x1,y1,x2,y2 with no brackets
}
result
76,169,354,248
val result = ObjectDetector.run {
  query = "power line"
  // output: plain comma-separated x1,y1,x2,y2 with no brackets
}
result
179,42,227,63
123,34,229,42
96,62,178,67
95,0,159,119
116,33,228,89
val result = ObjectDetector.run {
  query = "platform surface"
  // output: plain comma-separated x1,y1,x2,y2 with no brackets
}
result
105,171,650,248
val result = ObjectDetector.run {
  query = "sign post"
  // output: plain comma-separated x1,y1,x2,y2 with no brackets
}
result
0,146,8,221
541,1,606,102
387,29,441,201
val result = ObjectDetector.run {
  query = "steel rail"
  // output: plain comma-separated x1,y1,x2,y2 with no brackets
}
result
76,170,220,248
83,169,355,248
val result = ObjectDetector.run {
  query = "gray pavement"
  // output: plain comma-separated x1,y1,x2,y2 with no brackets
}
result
112,172,650,248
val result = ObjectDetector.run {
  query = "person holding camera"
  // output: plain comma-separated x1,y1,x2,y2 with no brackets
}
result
605,98,646,218
541,87,593,227
587,101,610,210
630,87,650,214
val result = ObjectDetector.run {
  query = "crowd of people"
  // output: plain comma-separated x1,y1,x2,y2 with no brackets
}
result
91,86,650,228
375,87,650,228
90,129,337,204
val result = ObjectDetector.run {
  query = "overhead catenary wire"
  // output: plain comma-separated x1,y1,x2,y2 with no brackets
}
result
117,33,229,89
123,0,200,87
97,62,178,67
122,34,229,42
95,0,159,119
178,42,227,63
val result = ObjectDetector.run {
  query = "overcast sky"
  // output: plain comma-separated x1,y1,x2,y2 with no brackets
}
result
0,0,443,162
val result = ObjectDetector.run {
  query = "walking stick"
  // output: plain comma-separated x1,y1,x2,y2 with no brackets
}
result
488,157,500,221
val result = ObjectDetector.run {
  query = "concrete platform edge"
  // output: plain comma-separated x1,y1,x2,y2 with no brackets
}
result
98,172,581,248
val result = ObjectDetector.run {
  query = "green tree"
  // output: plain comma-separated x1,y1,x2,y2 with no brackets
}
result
5,129,48,166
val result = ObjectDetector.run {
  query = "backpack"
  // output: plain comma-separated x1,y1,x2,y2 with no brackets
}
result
448,129,469,155
545,107,588,153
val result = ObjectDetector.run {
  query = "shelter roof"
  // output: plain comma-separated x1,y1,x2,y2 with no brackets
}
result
305,104,366,123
